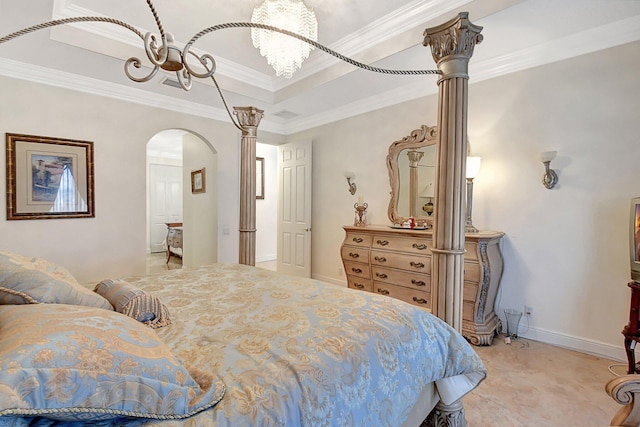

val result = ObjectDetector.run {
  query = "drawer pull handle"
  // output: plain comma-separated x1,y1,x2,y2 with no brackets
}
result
377,288,390,296
376,273,388,279
374,256,387,263
377,240,389,246
412,297,428,305
351,268,363,274
412,243,428,250
349,252,360,259
411,280,426,287
410,261,425,268
353,237,363,243
354,283,364,289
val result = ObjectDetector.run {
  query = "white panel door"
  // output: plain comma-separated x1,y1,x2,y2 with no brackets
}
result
277,140,312,277
149,164,183,253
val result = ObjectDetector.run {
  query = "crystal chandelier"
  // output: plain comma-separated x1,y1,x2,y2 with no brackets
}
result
251,0,318,79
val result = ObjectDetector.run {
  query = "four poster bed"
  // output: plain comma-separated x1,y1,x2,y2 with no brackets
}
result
1,4,490,427
0,252,486,426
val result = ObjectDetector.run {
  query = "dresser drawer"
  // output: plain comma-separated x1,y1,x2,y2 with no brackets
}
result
373,282,431,310
371,250,430,273
372,235,431,254
371,266,430,290
341,246,369,264
167,230,183,248
344,232,372,248
464,261,481,282
347,277,372,292
463,282,478,303
343,261,370,279
464,242,478,261
463,301,475,322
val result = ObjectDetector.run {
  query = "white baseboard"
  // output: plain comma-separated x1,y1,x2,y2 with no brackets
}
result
312,273,347,287
255,255,276,263
517,325,626,362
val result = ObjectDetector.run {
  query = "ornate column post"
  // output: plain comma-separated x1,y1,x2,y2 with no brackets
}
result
233,106,264,266
423,13,483,331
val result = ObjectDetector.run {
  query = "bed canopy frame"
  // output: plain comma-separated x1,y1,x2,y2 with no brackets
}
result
228,13,483,335
0,1,482,334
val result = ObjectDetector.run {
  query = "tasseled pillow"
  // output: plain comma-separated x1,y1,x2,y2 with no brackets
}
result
94,279,171,328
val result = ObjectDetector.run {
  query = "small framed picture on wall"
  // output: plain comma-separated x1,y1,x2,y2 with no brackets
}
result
191,167,206,194
5,133,95,220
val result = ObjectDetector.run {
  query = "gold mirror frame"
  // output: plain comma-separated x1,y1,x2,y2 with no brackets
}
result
386,124,438,227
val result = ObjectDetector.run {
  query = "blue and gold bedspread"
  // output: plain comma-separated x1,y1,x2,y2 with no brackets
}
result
122,263,486,427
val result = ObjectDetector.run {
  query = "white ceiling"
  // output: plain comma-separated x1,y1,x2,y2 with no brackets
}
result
0,0,639,135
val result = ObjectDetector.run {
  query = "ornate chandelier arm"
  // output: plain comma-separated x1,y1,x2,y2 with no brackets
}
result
210,75,244,132
183,22,442,77
0,16,168,84
0,17,144,45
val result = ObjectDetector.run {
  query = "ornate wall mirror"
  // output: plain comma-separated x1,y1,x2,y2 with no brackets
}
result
386,125,438,227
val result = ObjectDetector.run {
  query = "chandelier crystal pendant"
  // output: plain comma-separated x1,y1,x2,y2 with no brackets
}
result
251,0,318,78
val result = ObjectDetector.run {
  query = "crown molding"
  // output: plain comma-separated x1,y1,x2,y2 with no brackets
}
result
0,57,285,134
282,13,640,134
273,0,472,90
51,0,276,93
0,13,637,136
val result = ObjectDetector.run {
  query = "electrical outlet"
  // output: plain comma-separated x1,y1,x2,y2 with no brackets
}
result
524,305,533,318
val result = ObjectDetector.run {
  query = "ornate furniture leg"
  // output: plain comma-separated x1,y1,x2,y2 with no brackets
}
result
623,282,640,374
607,375,640,427
422,400,467,427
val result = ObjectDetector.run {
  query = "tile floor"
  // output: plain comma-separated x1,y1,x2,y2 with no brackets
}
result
146,252,183,274
147,255,626,426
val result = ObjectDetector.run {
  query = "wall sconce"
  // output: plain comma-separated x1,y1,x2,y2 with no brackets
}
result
465,156,481,233
344,171,357,195
539,151,558,189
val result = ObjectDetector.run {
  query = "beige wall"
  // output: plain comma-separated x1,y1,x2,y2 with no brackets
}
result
0,77,273,283
182,133,217,268
294,41,640,360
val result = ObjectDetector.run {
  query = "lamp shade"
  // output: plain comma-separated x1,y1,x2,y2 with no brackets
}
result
466,156,481,179
538,150,557,163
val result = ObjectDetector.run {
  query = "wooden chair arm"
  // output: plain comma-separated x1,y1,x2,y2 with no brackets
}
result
607,375,640,426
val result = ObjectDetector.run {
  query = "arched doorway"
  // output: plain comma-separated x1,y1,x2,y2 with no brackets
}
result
146,129,218,271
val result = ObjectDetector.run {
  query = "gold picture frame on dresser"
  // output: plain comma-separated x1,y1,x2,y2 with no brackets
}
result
341,226,504,345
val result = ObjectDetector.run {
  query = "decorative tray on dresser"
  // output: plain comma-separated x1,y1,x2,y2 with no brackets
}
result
341,225,505,345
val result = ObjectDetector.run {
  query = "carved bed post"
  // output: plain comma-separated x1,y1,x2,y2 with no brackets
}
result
423,13,483,331
233,106,264,266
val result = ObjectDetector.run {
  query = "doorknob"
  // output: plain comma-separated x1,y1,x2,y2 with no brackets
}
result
305,228,311,232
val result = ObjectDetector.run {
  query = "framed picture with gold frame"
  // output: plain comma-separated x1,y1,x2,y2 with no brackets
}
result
191,167,206,194
256,157,264,200
6,133,95,220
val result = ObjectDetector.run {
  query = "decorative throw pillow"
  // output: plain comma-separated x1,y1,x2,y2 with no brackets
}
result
0,304,225,422
94,279,171,328
0,251,112,310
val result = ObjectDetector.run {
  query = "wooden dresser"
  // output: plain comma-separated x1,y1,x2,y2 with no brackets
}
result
341,225,504,345
166,223,183,264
